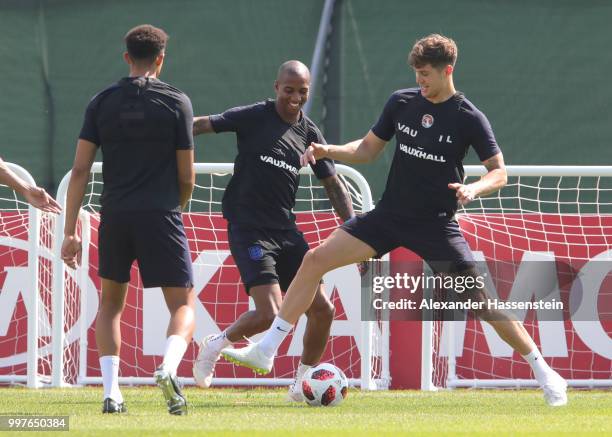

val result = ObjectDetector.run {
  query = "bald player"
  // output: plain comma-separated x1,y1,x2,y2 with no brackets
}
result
191,61,355,401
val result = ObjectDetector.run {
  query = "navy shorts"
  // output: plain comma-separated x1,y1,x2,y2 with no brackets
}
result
98,211,194,288
228,224,312,294
341,207,475,274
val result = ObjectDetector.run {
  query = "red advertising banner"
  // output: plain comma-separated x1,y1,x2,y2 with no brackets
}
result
1,212,610,387
1,212,368,384
390,214,612,388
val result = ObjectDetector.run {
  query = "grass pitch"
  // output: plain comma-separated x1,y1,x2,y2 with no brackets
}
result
0,387,610,436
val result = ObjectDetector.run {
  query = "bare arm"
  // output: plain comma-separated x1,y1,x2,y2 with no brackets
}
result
176,149,195,211
193,116,215,136
0,158,61,213
64,140,97,236
0,157,29,194
321,174,354,222
61,139,97,268
472,152,507,196
448,152,507,205
301,130,387,166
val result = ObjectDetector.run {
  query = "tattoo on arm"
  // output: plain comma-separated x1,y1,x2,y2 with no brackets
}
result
193,116,214,136
322,175,354,222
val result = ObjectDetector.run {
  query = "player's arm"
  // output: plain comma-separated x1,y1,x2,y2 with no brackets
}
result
321,175,354,221
62,139,97,268
0,157,61,213
448,152,507,205
303,91,396,166
301,130,387,166
176,149,195,211
194,103,259,137
193,116,214,136
176,94,195,209
0,158,30,193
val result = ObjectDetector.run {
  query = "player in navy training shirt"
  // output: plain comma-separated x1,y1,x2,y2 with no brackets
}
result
61,25,194,415
223,35,568,407
191,61,355,401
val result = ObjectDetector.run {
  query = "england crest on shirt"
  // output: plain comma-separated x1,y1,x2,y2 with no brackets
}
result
421,114,434,128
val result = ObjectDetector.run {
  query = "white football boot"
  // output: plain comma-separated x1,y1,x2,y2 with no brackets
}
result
287,364,311,402
287,376,305,402
541,370,568,406
221,342,273,375
192,334,221,388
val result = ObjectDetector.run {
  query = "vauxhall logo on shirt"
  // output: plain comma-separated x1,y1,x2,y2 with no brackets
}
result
260,155,299,175
396,122,453,143
399,144,446,163
396,122,451,163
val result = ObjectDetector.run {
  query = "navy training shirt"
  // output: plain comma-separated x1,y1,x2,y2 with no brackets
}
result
372,88,500,218
210,99,336,229
79,76,194,213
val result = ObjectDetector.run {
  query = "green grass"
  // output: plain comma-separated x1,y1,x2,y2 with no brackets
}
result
0,387,611,436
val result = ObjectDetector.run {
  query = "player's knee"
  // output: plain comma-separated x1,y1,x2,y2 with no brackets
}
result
301,249,318,268
254,308,278,330
99,298,124,316
302,248,332,274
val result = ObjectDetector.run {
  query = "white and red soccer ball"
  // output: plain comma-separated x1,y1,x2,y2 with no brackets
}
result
301,363,348,407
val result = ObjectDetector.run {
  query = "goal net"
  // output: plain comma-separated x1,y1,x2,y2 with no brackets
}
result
0,163,54,388
51,163,389,389
425,166,612,389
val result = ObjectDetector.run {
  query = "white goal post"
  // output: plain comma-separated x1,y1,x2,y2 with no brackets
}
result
0,163,43,388
422,165,612,390
49,162,390,390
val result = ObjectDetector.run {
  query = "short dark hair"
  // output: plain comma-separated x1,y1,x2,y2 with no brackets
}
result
276,60,310,81
124,24,168,63
408,34,457,69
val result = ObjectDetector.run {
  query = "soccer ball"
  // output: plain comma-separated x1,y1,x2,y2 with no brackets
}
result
301,363,348,407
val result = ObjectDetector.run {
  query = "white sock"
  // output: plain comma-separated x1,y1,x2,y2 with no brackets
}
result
259,316,293,358
207,331,232,353
99,355,123,404
162,335,188,376
295,362,312,381
522,348,553,384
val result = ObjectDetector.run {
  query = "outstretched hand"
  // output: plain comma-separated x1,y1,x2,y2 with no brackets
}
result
448,183,476,206
23,185,62,214
300,142,329,167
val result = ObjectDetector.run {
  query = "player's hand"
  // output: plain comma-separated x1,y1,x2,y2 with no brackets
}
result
23,185,62,214
61,235,82,269
448,183,476,205
300,142,329,167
